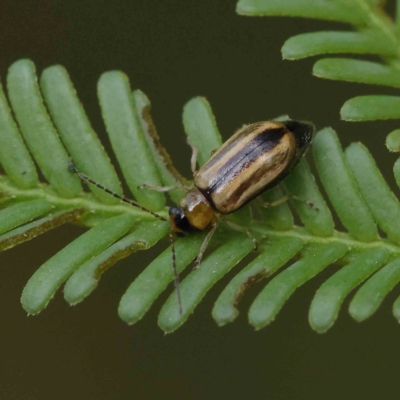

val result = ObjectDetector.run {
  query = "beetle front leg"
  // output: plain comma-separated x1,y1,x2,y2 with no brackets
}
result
186,138,199,175
193,221,218,269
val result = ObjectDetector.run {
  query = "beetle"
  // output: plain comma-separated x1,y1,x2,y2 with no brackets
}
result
69,119,314,314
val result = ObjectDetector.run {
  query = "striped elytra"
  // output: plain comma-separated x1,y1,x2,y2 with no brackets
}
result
193,120,314,214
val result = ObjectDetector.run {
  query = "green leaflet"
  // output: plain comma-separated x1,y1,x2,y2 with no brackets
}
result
0,81,38,189
345,143,400,245
312,128,377,242
183,97,223,167
259,186,293,231
21,214,137,315
313,59,400,89
283,159,334,237
133,90,188,204
236,0,367,24
341,96,400,121
119,232,206,325
159,233,254,333
349,258,400,322
0,200,52,235
98,71,165,211
249,242,348,330
40,65,122,205
212,237,304,326
309,248,390,333
282,31,396,60
0,209,84,251
7,60,81,198
64,221,169,305
386,129,400,152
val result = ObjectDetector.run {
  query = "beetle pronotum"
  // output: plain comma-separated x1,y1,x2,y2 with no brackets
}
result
69,119,314,314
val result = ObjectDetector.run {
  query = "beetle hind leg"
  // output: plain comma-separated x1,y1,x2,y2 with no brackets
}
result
258,194,318,211
223,219,258,251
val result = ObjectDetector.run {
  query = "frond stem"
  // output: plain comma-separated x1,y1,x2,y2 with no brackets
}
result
0,176,168,222
354,0,400,69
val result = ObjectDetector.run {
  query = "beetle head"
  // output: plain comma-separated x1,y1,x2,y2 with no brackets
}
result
169,189,216,235
283,120,315,156
169,206,192,237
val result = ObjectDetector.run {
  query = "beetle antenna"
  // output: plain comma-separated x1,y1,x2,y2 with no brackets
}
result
68,161,167,222
169,230,183,315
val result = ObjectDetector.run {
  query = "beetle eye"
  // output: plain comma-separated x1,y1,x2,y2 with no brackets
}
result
283,120,315,149
175,214,191,232
169,207,192,233
169,207,179,216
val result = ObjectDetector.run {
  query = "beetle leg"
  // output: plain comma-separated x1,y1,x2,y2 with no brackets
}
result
258,195,318,210
257,195,290,208
210,148,218,156
138,183,192,192
186,138,199,175
290,195,318,210
223,219,258,251
193,221,218,269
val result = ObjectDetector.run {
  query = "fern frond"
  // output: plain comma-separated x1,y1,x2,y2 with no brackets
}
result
2,59,400,333
236,0,400,146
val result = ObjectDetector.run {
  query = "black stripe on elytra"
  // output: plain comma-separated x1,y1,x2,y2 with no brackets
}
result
203,127,287,198
201,122,266,173
227,147,293,209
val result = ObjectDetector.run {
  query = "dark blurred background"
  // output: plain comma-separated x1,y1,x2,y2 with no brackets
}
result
0,1,399,399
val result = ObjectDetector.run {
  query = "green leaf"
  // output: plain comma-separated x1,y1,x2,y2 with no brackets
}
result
0,199,52,235
158,233,254,333
183,97,223,167
341,96,400,121
313,59,400,89
64,220,168,305
0,81,38,189
282,31,396,60
21,214,136,315
259,186,294,231
98,71,165,211
309,248,389,333
236,0,367,24
133,89,188,204
119,232,206,325
212,237,304,326
283,159,334,237
40,65,122,204
386,129,400,152
345,143,400,245
248,243,348,330
7,59,81,198
349,258,400,322
313,127,377,242
0,208,84,251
